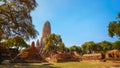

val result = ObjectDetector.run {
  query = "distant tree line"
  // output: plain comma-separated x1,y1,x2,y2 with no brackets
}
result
68,40,120,55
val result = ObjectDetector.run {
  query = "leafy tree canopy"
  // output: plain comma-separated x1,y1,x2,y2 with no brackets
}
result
44,33,65,53
69,45,82,54
0,0,38,41
97,41,112,53
112,40,120,50
2,36,29,50
108,13,120,39
81,41,96,54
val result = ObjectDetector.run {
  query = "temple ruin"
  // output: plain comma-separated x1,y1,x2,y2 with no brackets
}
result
36,21,51,56
11,41,45,63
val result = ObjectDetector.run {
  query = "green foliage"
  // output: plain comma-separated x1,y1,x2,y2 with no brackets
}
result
108,13,120,39
69,45,82,54
81,41,96,54
118,13,120,18
0,0,38,41
57,42,66,52
112,40,120,50
64,47,70,52
95,43,103,53
97,41,112,53
80,40,120,54
45,33,65,53
2,36,29,50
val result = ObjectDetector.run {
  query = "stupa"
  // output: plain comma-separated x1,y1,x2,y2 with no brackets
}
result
36,21,51,55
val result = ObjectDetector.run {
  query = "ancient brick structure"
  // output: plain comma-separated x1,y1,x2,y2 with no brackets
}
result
105,49,120,60
11,41,45,63
82,53,102,60
42,21,51,37
0,45,19,63
37,21,51,55
47,52,81,62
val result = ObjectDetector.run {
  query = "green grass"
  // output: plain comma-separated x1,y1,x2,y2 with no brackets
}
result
0,60,120,68
52,61,120,68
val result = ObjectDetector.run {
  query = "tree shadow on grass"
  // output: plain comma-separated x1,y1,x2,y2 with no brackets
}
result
0,62,61,68
112,65,120,67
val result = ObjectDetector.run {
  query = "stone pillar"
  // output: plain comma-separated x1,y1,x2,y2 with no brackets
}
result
42,21,51,37
39,21,51,55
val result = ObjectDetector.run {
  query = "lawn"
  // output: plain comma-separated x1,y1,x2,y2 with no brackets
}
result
0,60,120,68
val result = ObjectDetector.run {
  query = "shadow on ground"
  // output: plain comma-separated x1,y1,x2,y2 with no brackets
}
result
112,65,120,67
0,61,61,68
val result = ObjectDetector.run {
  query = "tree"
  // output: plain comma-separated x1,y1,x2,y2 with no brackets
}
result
44,33,64,53
112,40,120,50
69,45,82,54
64,47,70,52
81,41,96,54
95,43,103,53
57,42,66,52
2,36,29,50
97,41,112,53
108,13,120,39
0,0,38,41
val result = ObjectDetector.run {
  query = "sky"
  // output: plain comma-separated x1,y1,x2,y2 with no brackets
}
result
31,0,120,47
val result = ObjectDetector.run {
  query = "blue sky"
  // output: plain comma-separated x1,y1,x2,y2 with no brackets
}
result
31,0,120,47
